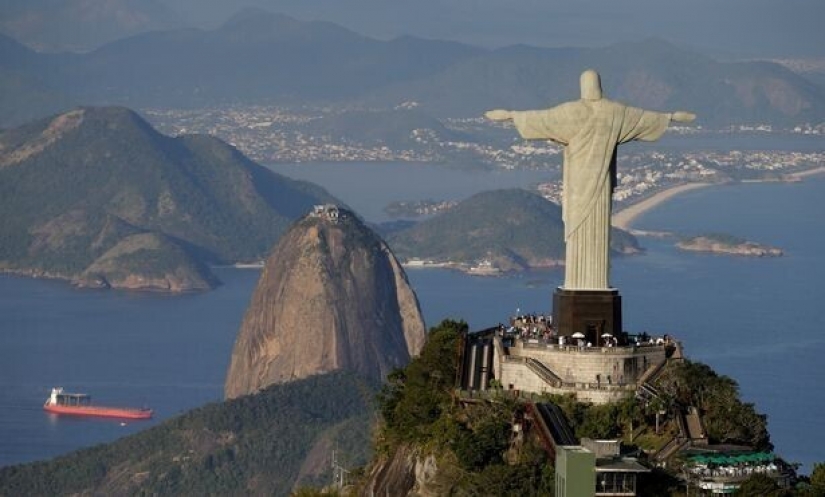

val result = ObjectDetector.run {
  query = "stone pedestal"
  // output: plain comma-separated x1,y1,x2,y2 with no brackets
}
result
553,288,622,345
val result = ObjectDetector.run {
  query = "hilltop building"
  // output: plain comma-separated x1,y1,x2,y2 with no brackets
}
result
310,204,343,223
476,70,689,404
460,316,678,404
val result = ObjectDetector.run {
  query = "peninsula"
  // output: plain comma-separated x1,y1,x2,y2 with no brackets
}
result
388,189,641,275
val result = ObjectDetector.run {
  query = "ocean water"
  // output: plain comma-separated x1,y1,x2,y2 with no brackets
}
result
617,177,825,472
1,169,824,474
408,177,825,472
0,269,259,467
268,161,556,222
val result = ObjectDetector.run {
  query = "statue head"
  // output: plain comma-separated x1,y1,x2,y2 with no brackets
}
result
580,69,603,101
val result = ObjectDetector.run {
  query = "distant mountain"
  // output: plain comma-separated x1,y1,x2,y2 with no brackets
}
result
225,206,425,398
155,0,825,60
386,189,640,271
0,106,337,291
0,372,375,497
56,8,481,109
0,0,183,52
364,40,825,126
2,12,823,127
0,34,77,126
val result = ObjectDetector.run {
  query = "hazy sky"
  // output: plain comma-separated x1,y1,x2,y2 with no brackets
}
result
163,0,825,58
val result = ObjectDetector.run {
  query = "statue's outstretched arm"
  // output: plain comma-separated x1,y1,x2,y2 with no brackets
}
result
671,111,697,123
485,109,514,121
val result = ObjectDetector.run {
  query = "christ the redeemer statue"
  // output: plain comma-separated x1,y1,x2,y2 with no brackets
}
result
486,70,695,290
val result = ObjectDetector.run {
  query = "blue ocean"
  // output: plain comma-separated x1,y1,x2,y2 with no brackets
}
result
1,163,823,474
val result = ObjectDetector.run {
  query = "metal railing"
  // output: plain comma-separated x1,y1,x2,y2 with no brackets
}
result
516,337,668,355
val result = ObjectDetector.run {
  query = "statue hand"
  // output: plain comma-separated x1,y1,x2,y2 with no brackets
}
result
672,111,697,123
485,109,513,121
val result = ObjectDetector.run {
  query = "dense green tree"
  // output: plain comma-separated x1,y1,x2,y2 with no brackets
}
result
803,463,825,496
458,462,554,497
377,319,466,444
451,403,512,470
734,473,786,496
577,403,622,440
655,360,770,449
374,319,559,496
0,372,375,497
811,463,825,489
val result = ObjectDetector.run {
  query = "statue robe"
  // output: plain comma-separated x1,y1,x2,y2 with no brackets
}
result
512,99,671,290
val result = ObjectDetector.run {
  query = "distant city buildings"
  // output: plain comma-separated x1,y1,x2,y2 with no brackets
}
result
144,105,825,209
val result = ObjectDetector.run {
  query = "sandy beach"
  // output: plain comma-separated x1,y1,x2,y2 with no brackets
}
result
612,183,712,230
787,166,825,180
613,166,825,231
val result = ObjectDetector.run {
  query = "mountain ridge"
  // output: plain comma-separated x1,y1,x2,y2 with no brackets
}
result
1,14,822,127
0,106,338,291
363,38,825,124
0,0,184,53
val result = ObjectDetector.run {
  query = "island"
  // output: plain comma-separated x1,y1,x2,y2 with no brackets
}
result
677,233,783,257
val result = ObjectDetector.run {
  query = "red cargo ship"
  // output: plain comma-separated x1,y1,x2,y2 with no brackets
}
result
43,387,153,420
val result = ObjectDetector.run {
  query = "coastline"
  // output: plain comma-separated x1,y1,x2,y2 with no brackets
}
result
613,166,825,232
787,165,825,180
612,183,713,230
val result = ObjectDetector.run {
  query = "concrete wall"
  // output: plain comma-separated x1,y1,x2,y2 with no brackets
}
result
494,336,669,404
499,360,639,403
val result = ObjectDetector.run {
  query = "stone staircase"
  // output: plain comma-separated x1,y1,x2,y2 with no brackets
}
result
525,357,563,388
636,381,662,402
685,406,707,444
635,356,669,402
652,405,706,462
654,435,691,463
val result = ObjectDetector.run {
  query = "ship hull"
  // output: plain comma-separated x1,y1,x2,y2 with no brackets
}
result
43,404,153,420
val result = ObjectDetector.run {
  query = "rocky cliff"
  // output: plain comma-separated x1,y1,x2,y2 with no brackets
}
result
224,206,426,399
360,445,456,497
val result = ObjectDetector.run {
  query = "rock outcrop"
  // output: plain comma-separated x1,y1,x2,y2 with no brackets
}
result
360,445,452,497
224,206,426,399
73,232,216,292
